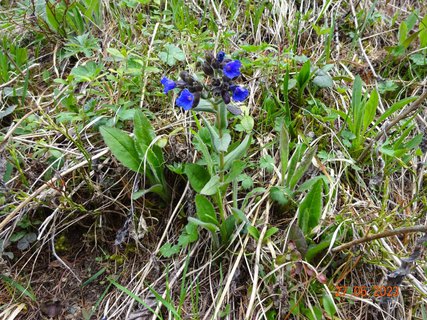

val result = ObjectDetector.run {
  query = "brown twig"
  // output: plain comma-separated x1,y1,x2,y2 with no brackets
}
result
332,225,427,253
358,88,427,163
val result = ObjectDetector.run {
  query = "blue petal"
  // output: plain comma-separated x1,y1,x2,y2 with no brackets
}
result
232,86,249,102
223,60,242,79
217,51,225,62
176,89,194,110
161,76,176,94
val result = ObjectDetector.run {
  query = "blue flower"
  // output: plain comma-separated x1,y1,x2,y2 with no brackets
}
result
223,60,242,79
217,51,225,62
161,76,176,94
176,89,194,110
232,86,249,102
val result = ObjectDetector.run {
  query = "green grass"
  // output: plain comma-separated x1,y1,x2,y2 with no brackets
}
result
1,0,427,319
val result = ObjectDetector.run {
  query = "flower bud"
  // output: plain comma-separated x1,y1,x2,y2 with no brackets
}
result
202,62,214,76
180,71,193,84
221,90,231,104
192,92,201,108
205,51,214,63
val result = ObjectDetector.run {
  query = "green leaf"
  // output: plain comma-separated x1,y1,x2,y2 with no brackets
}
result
296,60,311,90
363,89,378,131
184,164,210,193
351,75,363,137
269,186,292,205
312,69,333,88
264,227,279,240
215,133,231,152
188,217,219,234
0,105,16,119
248,226,260,240
70,62,103,82
132,184,163,200
305,239,331,261
134,110,155,147
240,116,254,132
280,124,289,182
373,96,418,128
260,155,275,173
289,224,308,257
323,293,337,318
0,275,36,302
159,44,185,66
419,15,427,49
195,194,219,226
224,135,251,170
224,160,246,184
178,222,199,246
159,243,181,258
200,175,220,195
298,180,323,235
220,215,236,244
398,21,408,45
288,146,317,190
100,126,141,172
239,174,253,190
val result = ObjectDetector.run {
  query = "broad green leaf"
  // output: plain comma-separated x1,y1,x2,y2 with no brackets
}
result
215,133,231,152
289,224,308,257
220,215,236,244
269,186,292,205
195,194,218,226
240,116,254,132
419,15,427,49
188,217,219,234
264,227,279,240
297,60,311,89
184,164,210,193
0,105,16,119
247,226,260,240
305,239,331,261
200,175,220,195
351,75,363,137
134,109,155,147
224,160,246,184
323,293,337,318
100,126,141,172
298,179,323,235
224,135,251,170
398,21,408,45
312,69,333,88
178,222,199,246
363,89,378,131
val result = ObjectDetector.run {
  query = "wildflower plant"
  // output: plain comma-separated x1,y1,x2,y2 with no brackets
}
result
160,51,252,252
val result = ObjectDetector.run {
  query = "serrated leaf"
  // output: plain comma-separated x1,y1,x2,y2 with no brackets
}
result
159,44,185,66
260,155,275,173
159,243,181,258
100,126,141,172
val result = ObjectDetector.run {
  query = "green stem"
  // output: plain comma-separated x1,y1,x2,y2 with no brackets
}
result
216,103,226,223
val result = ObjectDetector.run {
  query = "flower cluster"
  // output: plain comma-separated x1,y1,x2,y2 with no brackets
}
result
161,51,249,111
